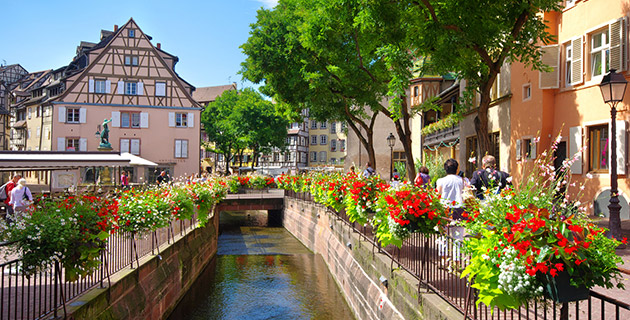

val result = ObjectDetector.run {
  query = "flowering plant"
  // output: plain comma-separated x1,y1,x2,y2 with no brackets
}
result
343,174,382,225
187,179,228,226
0,194,119,281
116,188,172,234
374,182,446,247
309,172,348,211
462,137,624,310
249,175,276,189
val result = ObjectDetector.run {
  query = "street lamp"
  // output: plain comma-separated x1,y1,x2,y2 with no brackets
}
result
599,69,628,241
387,133,396,180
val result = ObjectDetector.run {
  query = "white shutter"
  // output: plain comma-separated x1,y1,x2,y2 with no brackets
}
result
156,82,166,96
120,139,130,153
182,140,188,158
530,141,537,160
610,19,625,72
79,138,87,151
609,120,627,175
539,45,560,89
137,82,144,95
58,106,66,123
168,112,175,127
175,140,182,157
36,127,41,137
79,108,87,123
105,80,111,93
140,112,149,128
131,139,140,155
111,111,121,127
187,113,194,128
57,137,65,151
570,37,583,85
117,81,124,94
569,126,583,174
88,78,94,93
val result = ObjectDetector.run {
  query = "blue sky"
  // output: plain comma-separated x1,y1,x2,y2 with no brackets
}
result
0,0,278,89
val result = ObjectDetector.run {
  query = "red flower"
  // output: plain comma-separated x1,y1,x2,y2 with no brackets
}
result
549,268,558,277
536,262,548,274
555,263,564,272
623,237,628,245
575,258,586,265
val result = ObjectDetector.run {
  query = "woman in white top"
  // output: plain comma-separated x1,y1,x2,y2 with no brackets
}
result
9,178,33,214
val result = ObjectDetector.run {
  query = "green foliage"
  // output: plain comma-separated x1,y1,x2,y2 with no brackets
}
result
393,161,407,181
423,153,447,186
421,112,464,136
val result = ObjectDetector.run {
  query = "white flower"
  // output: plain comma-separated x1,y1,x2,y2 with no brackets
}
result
506,176,512,183
586,173,593,179
468,157,476,164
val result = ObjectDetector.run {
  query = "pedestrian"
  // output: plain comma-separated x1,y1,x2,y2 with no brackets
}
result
121,171,130,189
470,155,510,199
9,178,33,215
2,174,21,218
362,162,375,178
156,171,170,185
435,159,465,265
392,168,400,181
414,166,431,187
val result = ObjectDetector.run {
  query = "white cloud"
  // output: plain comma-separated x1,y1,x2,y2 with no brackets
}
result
253,0,278,9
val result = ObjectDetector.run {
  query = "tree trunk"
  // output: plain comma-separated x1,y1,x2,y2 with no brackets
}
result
379,97,416,181
344,107,378,170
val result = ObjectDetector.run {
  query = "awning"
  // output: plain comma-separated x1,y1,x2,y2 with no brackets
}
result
0,151,131,171
120,152,158,166
12,120,26,128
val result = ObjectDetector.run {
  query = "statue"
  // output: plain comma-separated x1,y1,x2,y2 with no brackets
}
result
98,118,113,150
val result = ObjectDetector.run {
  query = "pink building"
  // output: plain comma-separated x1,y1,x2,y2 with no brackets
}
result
48,18,201,183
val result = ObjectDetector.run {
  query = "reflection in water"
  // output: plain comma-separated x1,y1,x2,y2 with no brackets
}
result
168,211,355,320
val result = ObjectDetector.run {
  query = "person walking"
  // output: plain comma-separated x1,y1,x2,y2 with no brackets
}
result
414,166,431,187
362,162,375,178
470,155,510,199
121,171,130,189
2,174,21,218
435,159,465,265
9,178,33,214
156,171,170,185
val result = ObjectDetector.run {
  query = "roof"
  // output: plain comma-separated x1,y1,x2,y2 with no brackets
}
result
0,151,131,171
120,152,157,166
192,84,237,105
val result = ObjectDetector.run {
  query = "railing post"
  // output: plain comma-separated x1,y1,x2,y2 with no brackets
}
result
53,260,58,319
560,302,569,320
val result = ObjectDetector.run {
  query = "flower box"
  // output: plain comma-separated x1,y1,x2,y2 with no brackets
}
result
544,270,589,303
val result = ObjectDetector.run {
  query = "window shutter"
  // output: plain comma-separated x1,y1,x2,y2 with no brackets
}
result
111,111,121,127
570,37,583,85
183,140,188,158
120,139,130,153
609,120,627,175
79,138,87,151
117,81,124,94
57,137,65,151
131,139,140,155
137,82,144,95
530,141,537,160
539,45,560,89
58,106,66,123
168,112,175,127
140,112,149,128
187,113,194,128
88,78,94,93
79,108,87,123
105,80,111,93
610,19,625,72
175,140,182,157
569,126,583,174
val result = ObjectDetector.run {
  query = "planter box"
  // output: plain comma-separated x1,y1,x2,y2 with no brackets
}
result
544,270,589,303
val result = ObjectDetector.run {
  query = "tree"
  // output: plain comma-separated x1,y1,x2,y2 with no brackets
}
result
240,0,418,179
400,0,560,157
201,88,288,174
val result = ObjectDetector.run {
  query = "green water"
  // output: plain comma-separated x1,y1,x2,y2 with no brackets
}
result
167,211,355,320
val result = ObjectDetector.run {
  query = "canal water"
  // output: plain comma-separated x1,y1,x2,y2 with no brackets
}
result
168,211,355,320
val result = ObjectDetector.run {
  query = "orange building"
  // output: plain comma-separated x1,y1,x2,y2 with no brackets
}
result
511,0,629,219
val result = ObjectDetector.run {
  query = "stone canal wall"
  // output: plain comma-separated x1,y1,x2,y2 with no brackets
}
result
66,211,219,320
283,197,463,320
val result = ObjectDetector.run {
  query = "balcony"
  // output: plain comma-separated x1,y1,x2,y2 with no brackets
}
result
423,124,459,147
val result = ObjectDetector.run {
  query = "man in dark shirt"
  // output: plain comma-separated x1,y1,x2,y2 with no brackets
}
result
470,155,510,199
156,171,169,185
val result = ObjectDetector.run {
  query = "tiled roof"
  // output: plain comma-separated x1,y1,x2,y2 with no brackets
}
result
192,84,237,104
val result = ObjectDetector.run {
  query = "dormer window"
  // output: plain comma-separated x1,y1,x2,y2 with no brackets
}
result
124,56,139,66
128,29,135,38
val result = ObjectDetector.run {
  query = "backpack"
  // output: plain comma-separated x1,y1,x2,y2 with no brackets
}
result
0,182,9,201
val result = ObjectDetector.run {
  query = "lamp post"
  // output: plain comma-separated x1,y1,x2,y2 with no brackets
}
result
387,133,396,180
599,69,628,242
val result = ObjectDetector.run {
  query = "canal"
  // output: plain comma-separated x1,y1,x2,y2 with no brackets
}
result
168,210,356,320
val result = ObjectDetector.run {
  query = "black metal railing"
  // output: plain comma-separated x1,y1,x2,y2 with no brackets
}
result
286,190,630,320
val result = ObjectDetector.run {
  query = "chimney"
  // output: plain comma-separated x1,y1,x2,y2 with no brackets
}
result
114,25,118,32
157,43,161,50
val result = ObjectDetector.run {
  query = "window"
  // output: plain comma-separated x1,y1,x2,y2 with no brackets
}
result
311,120,317,129
175,113,188,127
128,29,135,38
175,139,189,158
523,84,531,101
320,121,327,129
66,138,80,151
320,135,327,145
565,44,573,86
311,151,317,162
28,108,32,119
124,56,139,66
330,139,337,152
95,79,107,93
121,112,141,128
591,29,610,77
319,151,326,162
341,122,347,131
393,151,407,166
414,86,419,97
120,138,141,155
311,135,317,145
155,82,166,96
330,158,337,164
466,136,478,177
490,131,501,168
523,139,532,159
330,121,336,134
37,106,41,117
67,108,80,123
589,125,609,172
340,139,346,152
125,82,137,95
